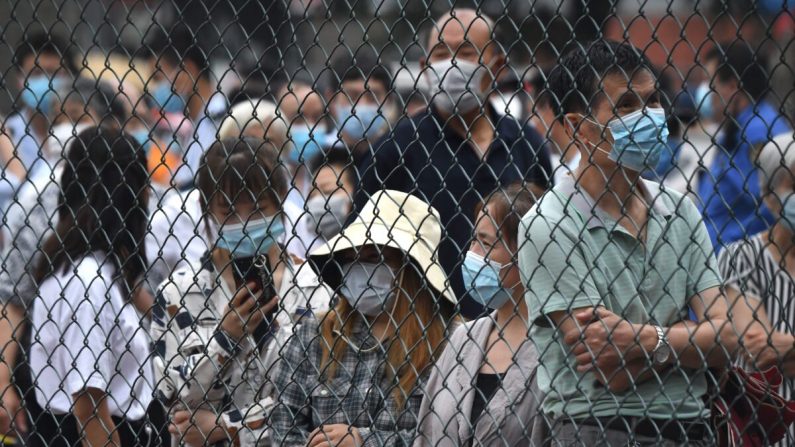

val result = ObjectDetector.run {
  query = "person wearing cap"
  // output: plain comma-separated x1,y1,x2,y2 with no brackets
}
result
415,184,545,447
721,133,795,383
269,189,457,447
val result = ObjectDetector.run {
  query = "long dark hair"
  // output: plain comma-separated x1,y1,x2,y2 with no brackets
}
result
34,126,150,296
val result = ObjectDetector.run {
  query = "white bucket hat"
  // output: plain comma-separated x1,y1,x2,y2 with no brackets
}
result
308,189,456,305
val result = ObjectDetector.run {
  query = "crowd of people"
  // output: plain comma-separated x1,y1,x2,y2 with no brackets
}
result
0,6,794,447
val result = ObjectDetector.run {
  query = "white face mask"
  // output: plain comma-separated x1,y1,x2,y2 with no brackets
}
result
307,194,351,240
425,59,487,114
340,261,396,317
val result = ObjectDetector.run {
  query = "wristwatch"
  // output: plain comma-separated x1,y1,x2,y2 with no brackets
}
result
652,325,671,365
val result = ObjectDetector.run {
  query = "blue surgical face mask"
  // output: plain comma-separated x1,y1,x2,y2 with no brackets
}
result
290,123,326,164
461,251,513,310
585,107,669,172
216,215,285,258
131,129,152,154
152,82,186,114
335,104,387,140
21,75,62,114
694,82,715,120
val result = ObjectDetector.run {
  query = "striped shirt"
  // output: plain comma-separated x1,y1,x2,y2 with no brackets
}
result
719,232,795,446
719,233,795,336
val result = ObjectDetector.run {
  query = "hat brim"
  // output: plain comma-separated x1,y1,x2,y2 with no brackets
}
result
308,221,456,305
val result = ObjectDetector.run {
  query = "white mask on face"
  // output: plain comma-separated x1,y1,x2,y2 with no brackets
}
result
340,261,396,317
425,59,487,114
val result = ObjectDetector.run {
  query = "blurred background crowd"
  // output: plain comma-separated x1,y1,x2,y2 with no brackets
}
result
1,0,795,445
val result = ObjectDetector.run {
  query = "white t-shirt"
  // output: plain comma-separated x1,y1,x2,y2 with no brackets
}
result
146,188,209,288
30,253,153,420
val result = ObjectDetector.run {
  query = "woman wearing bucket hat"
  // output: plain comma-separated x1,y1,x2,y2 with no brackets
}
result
414,184,546,447
150,138,332,446
269,189,458,447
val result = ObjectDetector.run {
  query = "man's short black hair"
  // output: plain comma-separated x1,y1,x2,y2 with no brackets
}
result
14,30,78,74
330,54,392,95
705,42,769,101
548,40,653,117
147,26,210,79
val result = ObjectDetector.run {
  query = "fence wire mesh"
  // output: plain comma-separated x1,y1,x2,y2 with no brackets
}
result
2,0,795,446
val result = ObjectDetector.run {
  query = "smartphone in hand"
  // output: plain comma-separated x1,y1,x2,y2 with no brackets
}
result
231,254,279,347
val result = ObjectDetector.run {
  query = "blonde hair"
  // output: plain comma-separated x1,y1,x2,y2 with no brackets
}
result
218,100,291,153
318,265,450,407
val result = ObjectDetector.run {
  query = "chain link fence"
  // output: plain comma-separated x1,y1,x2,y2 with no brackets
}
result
1,0,795,446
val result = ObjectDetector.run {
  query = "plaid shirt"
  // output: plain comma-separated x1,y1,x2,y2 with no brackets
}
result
150,252,332,446
269,316,427,447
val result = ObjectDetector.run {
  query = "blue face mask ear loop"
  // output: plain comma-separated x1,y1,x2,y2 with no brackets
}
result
578,113,614,159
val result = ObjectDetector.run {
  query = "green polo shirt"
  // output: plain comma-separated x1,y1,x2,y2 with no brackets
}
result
518,177,721,420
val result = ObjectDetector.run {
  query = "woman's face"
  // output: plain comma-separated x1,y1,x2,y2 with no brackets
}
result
470,206,521,291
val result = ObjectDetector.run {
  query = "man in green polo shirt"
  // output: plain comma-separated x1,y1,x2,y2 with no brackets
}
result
518,40,738,445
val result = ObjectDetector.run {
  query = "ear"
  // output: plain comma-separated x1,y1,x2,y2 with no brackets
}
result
563,112,583,140
419,56,427,72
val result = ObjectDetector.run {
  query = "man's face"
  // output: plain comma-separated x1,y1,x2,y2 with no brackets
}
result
331,78,391,143
18,52,69,113
425,13,502,95
335,79,387,109
280,84,324,127
310,164,354,200
568,69,661,167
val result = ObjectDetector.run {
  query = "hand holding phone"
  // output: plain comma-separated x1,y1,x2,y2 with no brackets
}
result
220,288,279,345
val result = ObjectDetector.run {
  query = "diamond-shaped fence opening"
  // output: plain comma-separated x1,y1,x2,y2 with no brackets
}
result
1,1,795,446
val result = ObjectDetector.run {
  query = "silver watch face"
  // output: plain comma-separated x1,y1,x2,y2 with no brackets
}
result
654,344,671,364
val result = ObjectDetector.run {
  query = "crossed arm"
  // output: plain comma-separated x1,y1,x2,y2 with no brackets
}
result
728,286,795,377
550,286,738,392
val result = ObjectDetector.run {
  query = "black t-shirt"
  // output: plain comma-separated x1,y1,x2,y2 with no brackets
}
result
470,372,503,425
355,107,552,319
